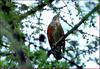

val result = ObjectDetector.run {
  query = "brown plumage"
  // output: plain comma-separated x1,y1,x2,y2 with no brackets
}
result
47,14,65,60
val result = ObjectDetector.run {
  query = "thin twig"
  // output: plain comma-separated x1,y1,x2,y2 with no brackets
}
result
18,0,54,22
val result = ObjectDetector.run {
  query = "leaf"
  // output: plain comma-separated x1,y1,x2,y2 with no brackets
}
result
44,0,49,4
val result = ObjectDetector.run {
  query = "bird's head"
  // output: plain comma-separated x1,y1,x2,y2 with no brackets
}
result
51,13,60,26
53,13,59,22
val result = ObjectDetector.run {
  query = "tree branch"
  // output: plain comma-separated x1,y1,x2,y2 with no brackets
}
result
55,4,100,46
60,16,100,38
62,56,83,69
18,0,54,22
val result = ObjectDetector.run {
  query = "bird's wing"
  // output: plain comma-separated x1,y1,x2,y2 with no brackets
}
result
57,23,65,52
47,25,54,48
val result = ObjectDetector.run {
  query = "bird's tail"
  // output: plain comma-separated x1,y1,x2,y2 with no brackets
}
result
47,48,62,60
47,50,52,57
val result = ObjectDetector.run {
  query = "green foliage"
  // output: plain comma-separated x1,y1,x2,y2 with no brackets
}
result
95,58,100,65
75,2,82,16
33,50,47,62
44,0,49,4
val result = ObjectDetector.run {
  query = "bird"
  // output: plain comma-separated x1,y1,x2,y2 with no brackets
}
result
47,13,65,60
